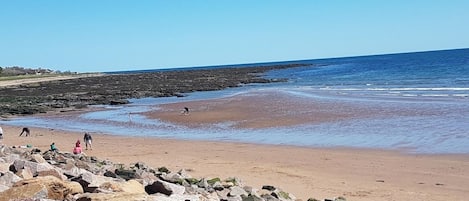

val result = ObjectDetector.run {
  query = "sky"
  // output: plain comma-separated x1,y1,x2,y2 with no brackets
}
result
1,1,468,73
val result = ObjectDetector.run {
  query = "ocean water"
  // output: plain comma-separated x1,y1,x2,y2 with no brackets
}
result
3,48,469,153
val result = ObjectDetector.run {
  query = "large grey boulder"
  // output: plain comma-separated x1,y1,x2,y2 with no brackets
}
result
73,170,120,192
11,159,26,172
145,180,185,196
229,185,248,197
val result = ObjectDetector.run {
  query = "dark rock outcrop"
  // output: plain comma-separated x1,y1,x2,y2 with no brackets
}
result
0,64,308,116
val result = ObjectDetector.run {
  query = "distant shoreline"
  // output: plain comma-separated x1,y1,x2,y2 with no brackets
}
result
0,73,103,88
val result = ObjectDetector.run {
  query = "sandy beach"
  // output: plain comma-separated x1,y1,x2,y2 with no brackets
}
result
2,124,468,201
2,79,469,200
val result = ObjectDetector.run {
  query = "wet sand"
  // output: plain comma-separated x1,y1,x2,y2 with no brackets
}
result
144,91,379,129
2,91,469,200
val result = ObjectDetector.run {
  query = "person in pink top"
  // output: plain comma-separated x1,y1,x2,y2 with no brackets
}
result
73,140,82,154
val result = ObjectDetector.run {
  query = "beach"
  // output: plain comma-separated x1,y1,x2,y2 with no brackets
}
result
2,94,469,201
1,50,469,200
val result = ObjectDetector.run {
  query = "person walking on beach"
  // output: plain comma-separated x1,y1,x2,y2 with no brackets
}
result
19,127,30,137
83,132,93,150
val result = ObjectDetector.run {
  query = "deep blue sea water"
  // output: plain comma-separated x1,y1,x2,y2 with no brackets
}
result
3,49,469,153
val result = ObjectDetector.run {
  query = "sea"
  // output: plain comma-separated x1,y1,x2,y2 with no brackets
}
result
3,48,469,154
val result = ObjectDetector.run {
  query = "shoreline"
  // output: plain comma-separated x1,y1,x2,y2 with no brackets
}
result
1,125,468,201
3,89,468,154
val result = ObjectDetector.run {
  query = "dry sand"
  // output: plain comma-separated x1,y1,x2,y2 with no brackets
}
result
1,125,468,201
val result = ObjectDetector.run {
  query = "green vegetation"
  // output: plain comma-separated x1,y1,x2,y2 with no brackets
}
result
207,177,221,186
224,177,238,185
0,74,59,81
278,191,291,200
158,166,170,173
185,178,200,185
0,66,77,80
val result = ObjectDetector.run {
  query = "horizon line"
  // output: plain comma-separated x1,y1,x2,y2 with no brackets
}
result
104,47,469,74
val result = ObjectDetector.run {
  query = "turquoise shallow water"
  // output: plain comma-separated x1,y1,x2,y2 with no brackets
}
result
2,49,469,154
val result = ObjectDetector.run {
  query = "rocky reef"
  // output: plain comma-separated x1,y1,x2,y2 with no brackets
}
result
0,64,307,116
0,144,346,201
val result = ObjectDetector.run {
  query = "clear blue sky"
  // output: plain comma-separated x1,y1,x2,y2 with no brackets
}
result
1,1,468,72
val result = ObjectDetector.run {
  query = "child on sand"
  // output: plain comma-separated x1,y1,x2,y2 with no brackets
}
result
50,142,58,152
73,140,82,154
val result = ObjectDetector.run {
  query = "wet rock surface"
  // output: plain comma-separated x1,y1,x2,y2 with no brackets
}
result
0,64,306,116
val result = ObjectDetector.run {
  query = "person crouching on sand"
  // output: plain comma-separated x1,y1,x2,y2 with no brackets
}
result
73,140,82,154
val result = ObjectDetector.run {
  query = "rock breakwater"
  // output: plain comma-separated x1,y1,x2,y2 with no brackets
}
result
0,144,345,201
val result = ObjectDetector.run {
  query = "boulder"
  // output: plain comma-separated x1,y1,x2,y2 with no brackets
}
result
10,159,26,173
18,166,34,179
75,159,91,170
62,164,85,178
73,170,122,193
0,171,22,187
0,163,10,173
37,168,67,180
145,180,185,196
98,179,145,194
137,170,158,186
0,176,83,201
115,168,138,180
161,171,184,183
3,154,20,164
31,153,47,163
229,186,248,197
